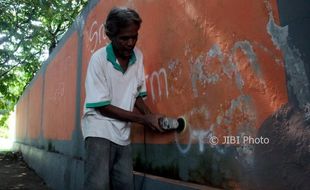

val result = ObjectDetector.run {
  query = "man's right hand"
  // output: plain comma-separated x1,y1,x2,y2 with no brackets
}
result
143,114,165,132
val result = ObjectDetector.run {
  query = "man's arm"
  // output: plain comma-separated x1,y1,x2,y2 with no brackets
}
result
95,104,163,131
134,96,152,115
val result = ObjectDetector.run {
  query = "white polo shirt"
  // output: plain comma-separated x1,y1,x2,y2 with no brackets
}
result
81,44,147,145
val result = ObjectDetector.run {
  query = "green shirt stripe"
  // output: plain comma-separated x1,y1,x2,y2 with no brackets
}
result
86,101,111,108
106,43,136,74
138,92,147,97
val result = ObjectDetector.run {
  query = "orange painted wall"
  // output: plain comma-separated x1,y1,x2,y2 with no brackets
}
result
28,74,43,139
16,92,28,141
42,32,78,140
14,0,286,145
14,0,288,152
81,0,287,145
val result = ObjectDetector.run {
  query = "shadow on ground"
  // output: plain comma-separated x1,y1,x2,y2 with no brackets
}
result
0,151,49,190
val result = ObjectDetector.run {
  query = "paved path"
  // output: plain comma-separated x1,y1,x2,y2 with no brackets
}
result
0,151,49,190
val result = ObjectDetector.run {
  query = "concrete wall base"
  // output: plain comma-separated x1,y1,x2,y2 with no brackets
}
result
13,142,220,190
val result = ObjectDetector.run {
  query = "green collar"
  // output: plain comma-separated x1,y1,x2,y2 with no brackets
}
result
106,43,136,74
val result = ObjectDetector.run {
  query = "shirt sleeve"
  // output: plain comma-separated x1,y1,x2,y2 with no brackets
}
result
85,52,111,108
137,54,147,98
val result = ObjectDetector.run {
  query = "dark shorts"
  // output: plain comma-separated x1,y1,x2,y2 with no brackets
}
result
84,137,133,190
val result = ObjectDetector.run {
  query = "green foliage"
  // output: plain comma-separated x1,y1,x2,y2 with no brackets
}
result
0,124,9,138
0,0,88,128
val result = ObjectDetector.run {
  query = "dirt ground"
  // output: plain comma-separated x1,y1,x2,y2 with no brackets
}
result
0,151,49,190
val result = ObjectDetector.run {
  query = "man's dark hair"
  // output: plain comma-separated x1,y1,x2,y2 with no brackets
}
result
105,7,142,39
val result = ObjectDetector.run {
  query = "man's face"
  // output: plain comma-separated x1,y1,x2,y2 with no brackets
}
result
112,23,139,59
